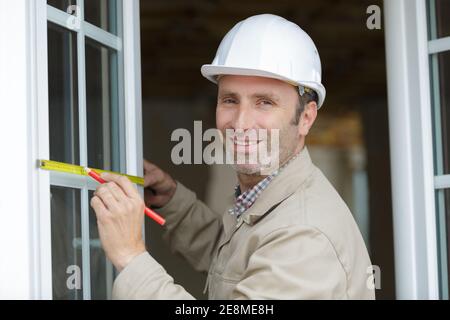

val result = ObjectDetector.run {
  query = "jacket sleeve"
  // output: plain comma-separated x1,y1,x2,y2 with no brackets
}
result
157,181,223,272
231,225,349,299
111,225,350,300
112,181,224,300
112,251,195,299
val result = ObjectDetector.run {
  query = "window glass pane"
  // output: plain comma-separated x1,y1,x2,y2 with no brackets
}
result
436,189,450,298
84,0,118,35
88,191,112,299
48,23,79,165
86,38,121,171
431,52,450,175
51,186,82,300
429,0,450,39
47,0,75,12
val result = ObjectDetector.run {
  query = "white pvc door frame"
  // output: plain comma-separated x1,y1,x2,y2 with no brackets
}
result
0,0,143,299
384,0,439,299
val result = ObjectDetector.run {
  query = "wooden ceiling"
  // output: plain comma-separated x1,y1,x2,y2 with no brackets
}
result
139,0,386,114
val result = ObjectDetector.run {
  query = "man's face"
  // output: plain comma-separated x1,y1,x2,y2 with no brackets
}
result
216,75,313,175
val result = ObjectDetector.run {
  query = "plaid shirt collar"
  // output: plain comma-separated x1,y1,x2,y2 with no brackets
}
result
228,152,300,217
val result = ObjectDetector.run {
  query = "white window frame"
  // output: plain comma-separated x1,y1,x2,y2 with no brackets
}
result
47,0,125,300
384,0,440,299
428,0,450,300
0,0,143,299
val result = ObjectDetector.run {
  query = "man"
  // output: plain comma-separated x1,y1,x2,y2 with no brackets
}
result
90,14,375,299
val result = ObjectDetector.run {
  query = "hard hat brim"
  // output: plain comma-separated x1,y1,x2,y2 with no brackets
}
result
201,64,325,108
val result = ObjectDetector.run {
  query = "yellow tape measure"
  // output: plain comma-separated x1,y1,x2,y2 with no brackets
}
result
39,159,144,186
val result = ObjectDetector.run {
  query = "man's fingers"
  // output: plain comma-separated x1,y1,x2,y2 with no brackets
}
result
101,172,139,199
90,195,109,221
143,159,158,172
94,185,119,211
103,182,128,202
144,169,165,188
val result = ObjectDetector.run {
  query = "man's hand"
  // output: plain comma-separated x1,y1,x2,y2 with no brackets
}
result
143,159,177,208
90,173,146,272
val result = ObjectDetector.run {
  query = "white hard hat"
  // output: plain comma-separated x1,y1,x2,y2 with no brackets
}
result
201,14,326,109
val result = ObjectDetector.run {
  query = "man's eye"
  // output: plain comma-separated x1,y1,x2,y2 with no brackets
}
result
258,100,274,107
223,99,237,104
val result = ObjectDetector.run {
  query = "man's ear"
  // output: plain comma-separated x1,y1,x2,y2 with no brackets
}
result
298,101,318,136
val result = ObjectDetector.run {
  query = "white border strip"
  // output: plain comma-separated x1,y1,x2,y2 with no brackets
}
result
435,175,450,189
122,0,145,243
75,0,91,300
35,0,53,299
122,0,143,179
384,0,439,299
84,21,122,51
0,0,53,299
47,5,121,51
50,171,99,190
429,36,450,54
46,5,73,30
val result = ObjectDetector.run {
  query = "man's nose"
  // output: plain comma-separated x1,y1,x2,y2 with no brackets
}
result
233,103,255,130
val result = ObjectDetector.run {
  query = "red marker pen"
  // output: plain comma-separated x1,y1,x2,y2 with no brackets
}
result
85,167,166,226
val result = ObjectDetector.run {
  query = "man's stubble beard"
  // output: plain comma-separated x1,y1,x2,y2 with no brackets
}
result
227,125,299,176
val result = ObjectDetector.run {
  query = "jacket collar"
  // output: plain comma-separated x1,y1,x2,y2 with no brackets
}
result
240,146,315,225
